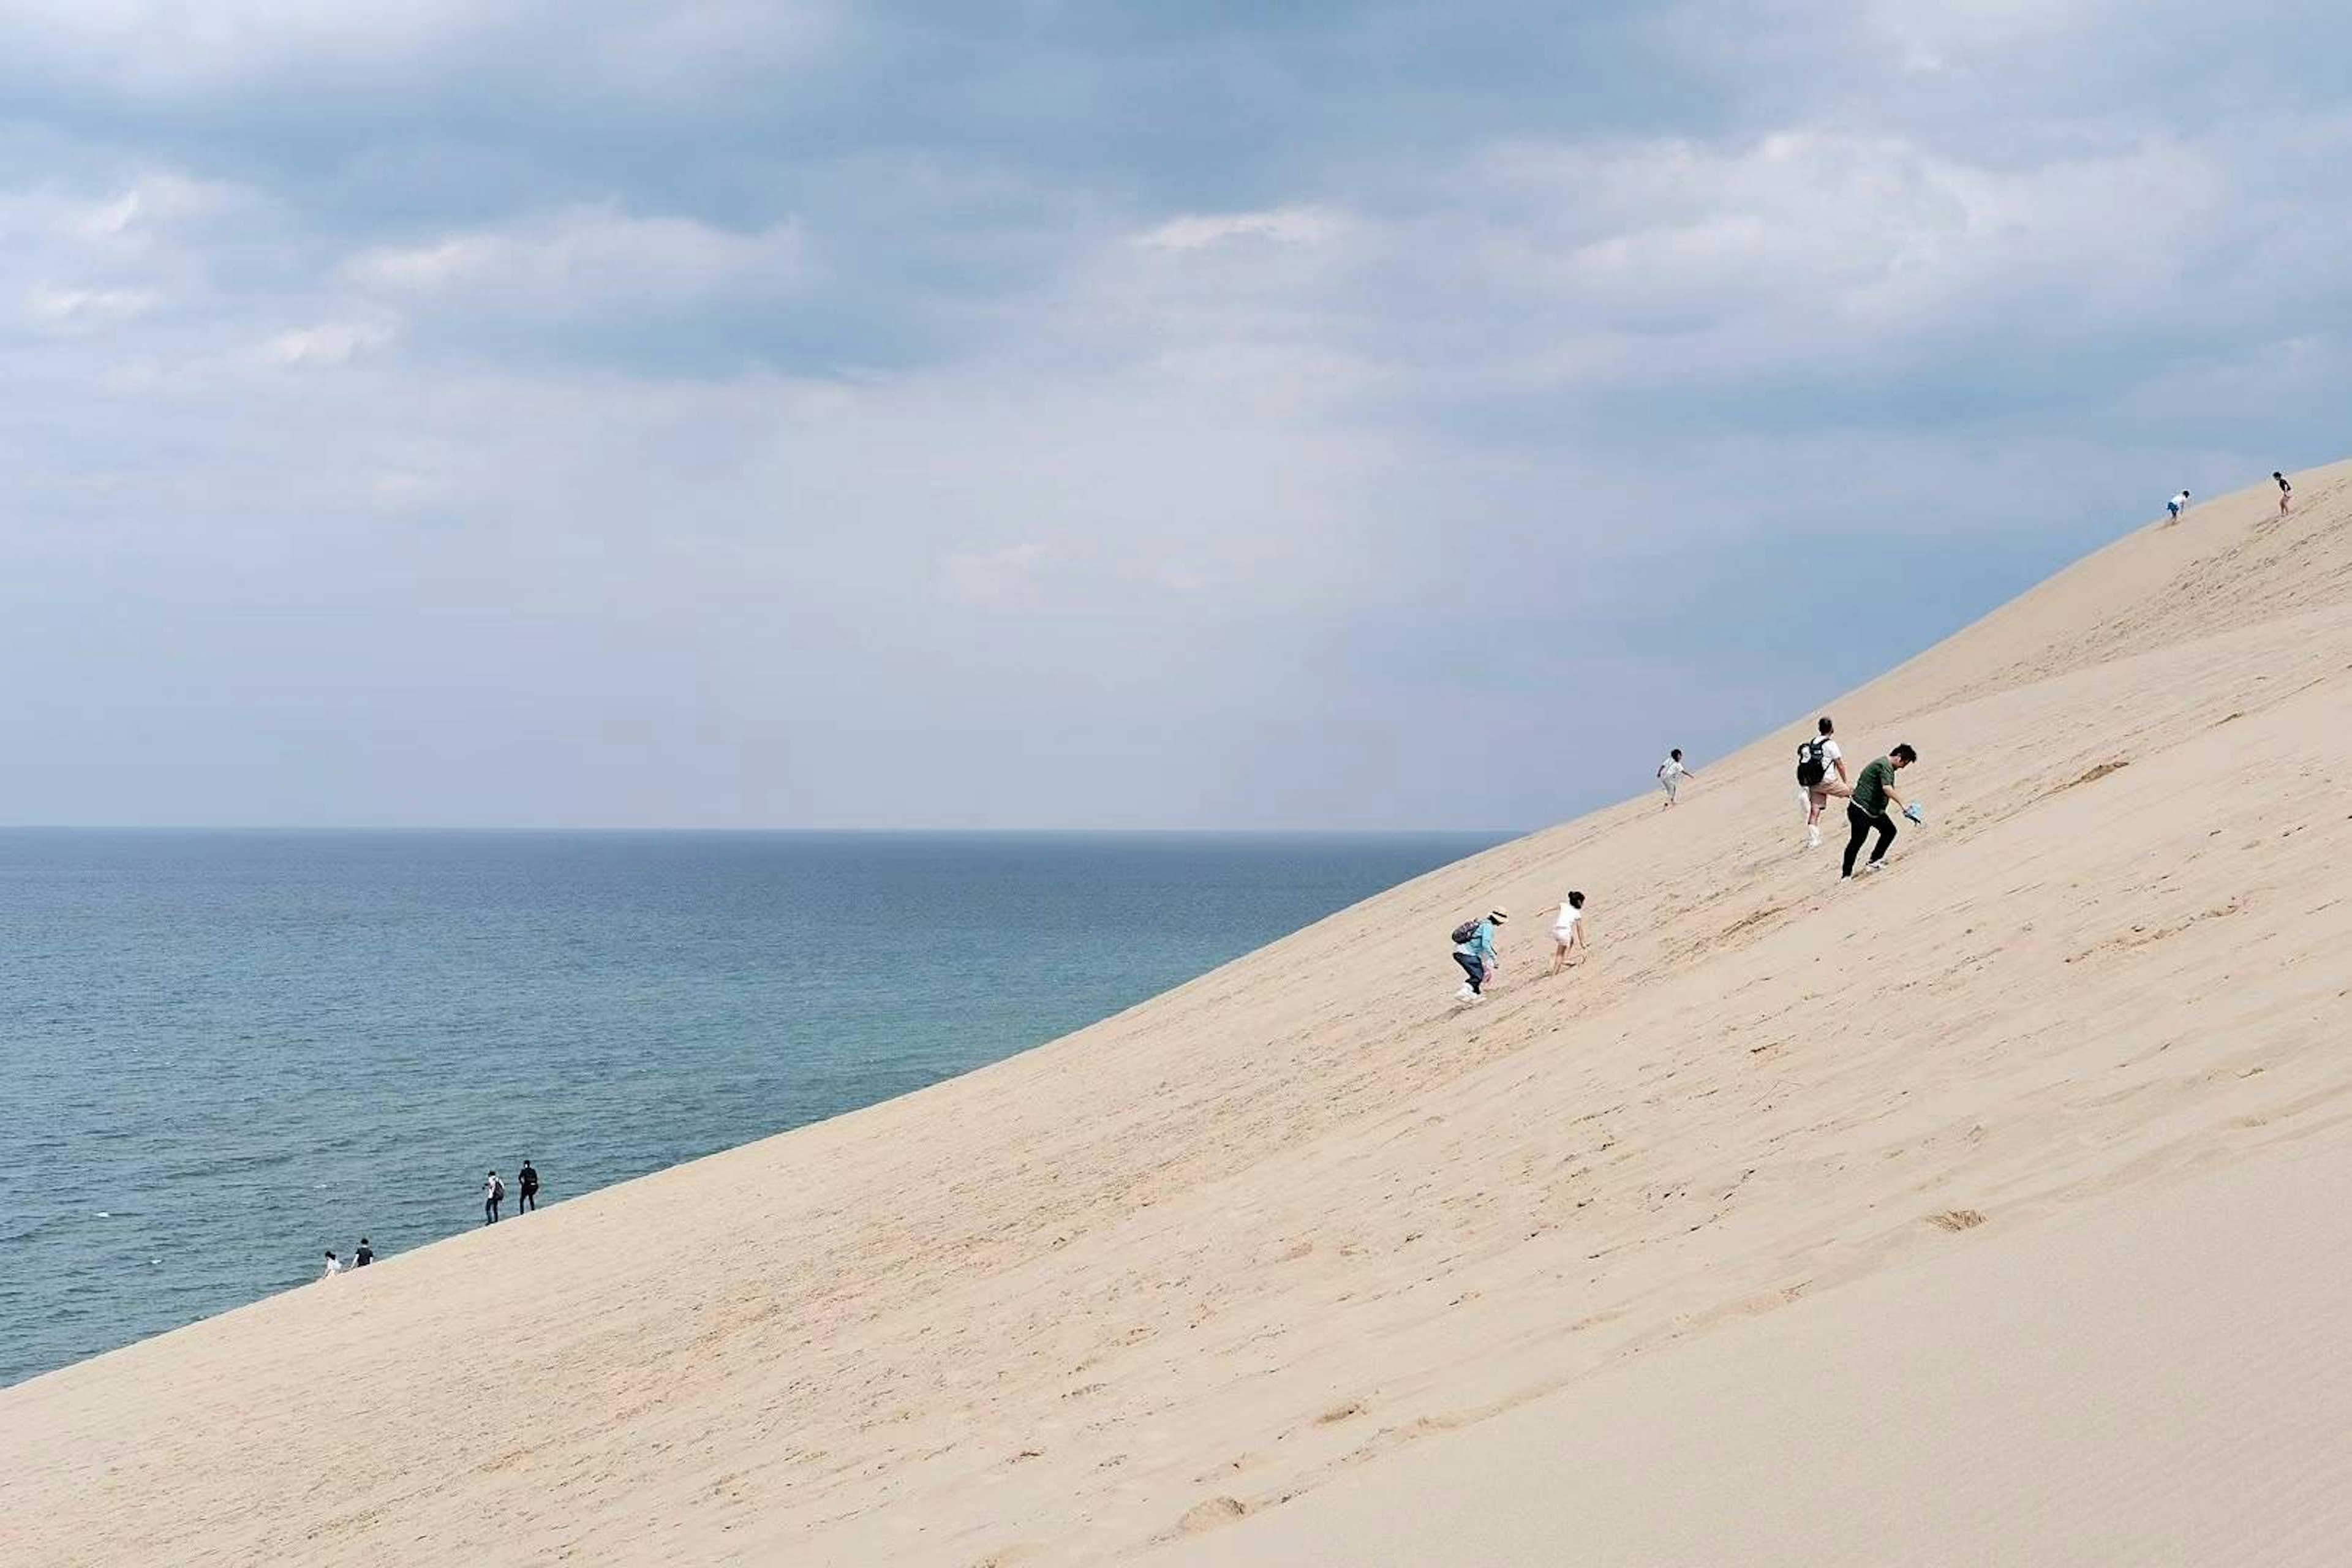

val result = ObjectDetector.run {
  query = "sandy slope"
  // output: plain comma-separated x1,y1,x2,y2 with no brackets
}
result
1153,1131,2352,1567
6,465,2350,1566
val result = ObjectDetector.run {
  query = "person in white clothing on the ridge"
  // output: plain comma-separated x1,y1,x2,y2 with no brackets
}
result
321,1250,342,1278
2165,489,2190,523
1797,715,1851,850
1656,749,1695,807
1549,892,1588,975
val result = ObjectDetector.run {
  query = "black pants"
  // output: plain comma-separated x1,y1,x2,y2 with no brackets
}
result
1453,951,1486,993
1843,803,1896,876
520,1189,536,1213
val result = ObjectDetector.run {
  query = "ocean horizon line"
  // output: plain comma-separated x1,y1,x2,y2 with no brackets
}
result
0,823,1533,840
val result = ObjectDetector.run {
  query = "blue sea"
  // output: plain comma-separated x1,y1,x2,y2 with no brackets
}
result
0,829,1499,1387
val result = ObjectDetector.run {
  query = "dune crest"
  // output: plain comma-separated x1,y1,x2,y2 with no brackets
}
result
7,466,2352,1566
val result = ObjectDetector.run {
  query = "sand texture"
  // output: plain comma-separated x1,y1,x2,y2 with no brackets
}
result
7,466,2352,1566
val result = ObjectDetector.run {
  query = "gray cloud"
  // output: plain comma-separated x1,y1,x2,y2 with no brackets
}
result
0,1,2346,827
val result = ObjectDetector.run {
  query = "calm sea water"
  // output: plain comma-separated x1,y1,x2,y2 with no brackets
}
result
0,829,1499,1387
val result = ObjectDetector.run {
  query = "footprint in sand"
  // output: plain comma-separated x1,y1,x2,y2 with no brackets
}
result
1174,1496,1249,1535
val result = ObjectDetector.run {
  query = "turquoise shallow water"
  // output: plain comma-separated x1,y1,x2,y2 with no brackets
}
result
0,829,1500,1386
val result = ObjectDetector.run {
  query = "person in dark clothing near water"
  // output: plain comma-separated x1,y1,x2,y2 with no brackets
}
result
354,1237,374,1267
483,1170,505,1225
518,1160,540,1213
1842,744,1920,879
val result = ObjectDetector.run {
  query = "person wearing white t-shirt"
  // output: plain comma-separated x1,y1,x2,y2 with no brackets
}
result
321,1250,342,1279
1548,892,1588,975
1798,715,1852,851
1656,749,1695,807
2165,489,2190,522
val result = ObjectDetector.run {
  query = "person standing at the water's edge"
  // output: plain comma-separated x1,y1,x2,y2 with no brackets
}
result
518,1159,539,1214
483,1170,504,1226
353,1238,373,1267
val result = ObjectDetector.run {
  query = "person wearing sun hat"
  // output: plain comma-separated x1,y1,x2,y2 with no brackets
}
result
1452,906,1509,1003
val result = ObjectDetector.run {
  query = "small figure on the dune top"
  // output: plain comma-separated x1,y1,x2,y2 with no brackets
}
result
518,1159,539,1214
321,1249,342,1279
2165,489,2190,524
1656,748,1695,808
1450,907,1507,1004
483,1170,505,1226
1842,744,1919,880
2275,472,2292,516
1549,892,1588,975
353,1237,373,1268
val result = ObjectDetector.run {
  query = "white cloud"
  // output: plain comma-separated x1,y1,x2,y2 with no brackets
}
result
259,321,395,368
345,206,811,317
1130,206,1346,253
24,282,157,331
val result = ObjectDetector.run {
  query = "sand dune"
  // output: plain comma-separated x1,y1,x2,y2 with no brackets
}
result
6,465,2351,1566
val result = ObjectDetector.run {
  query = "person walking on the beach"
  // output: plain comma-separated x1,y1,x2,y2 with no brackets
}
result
2275,472,2293,515
1548,892,1588,975
483,1170,505,1226
1842,744,1919,879
322,1249,342,1278
518,1159,539,1214
2166,489,2190,523
1798,715,1851,851
353,1237,373,1267
1657,749,1695,807
1451,908,1508,1002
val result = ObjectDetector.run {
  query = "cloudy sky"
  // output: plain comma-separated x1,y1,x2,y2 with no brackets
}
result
2,1,2342,830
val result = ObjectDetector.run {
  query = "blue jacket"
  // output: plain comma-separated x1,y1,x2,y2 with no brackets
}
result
1453,919,1497,964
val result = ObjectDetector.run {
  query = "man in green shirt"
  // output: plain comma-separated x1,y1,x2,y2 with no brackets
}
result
1842,744,1918,878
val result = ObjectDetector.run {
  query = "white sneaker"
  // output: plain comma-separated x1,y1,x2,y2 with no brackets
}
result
1806,827,1821,850
1861,858,1887,874
1455,985,1476,1001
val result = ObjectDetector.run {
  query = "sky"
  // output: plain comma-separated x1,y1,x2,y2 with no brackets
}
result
2,1,2346,831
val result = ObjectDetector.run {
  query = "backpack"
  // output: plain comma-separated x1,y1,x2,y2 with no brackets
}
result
1449,918,1483,946
1796,738,1828,788
491,1177,506,1202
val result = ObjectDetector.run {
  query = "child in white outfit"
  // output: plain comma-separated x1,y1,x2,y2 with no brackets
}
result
1550,892,1588,974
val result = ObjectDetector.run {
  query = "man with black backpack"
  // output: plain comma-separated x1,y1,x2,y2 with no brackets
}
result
1796,715,1850,851
1450,908,1509,1003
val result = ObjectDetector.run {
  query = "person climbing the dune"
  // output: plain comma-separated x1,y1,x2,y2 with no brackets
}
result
1450,908,1507,1003
1798,715,1850,851
2275,472,2293,516
1548,892,1588,975
2166,489,2190,523
1842,744,1919,880
1656,749,1695,808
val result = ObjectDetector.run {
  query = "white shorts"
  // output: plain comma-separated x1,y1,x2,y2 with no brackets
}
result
1551,926,1577,946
